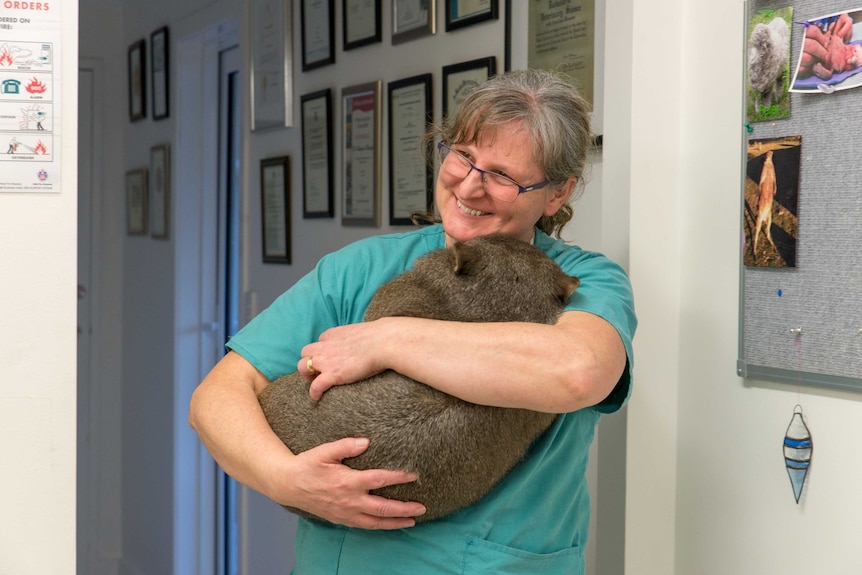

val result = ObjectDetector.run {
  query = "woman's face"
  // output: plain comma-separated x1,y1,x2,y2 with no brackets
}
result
436,121,574,246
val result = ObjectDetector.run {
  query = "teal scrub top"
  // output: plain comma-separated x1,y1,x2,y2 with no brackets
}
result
227,225,637,575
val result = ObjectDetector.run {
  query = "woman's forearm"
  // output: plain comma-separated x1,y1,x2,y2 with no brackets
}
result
378,311,626,414
189,351,428,529
188,351,297,500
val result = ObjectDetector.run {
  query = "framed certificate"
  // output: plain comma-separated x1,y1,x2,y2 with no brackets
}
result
260,156,292,263
445,0,498,32
505,0,602,136
128,39,146,122
150,27,169,120
344,0,381,50
149,143,171,239
388,74,433,225
392,0,436,45
341,81,382,226
301,89,334,218
126,168,148,235
301,0,335,71
250,0,293,130
442,56,495,118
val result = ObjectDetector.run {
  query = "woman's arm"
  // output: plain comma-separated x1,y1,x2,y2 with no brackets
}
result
301,310,627,414
188,351,427,529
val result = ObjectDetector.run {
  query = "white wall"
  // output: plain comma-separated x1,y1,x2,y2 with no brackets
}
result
621,0,683,571
623,1,862,574
0,2,78,573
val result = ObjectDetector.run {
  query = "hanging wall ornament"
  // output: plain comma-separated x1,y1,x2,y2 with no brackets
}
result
783,405,812,504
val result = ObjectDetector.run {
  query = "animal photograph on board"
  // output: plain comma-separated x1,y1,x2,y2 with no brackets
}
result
747,6,793,122
743,135,801,268
790,7,862,93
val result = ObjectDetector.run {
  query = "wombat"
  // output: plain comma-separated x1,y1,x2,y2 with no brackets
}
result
257,234,580,523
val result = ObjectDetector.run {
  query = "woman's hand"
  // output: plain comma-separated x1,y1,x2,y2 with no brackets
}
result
273,436,426,529
299,319,395,400
190,351,425,530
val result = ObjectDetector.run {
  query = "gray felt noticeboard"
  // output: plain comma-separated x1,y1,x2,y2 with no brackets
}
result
739,0,862,391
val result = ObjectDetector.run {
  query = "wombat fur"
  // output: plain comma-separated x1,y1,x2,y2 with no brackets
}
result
258,234,580,523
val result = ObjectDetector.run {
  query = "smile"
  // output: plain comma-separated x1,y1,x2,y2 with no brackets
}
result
457,200,489,217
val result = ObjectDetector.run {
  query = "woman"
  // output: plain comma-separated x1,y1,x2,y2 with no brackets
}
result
189,68,636,574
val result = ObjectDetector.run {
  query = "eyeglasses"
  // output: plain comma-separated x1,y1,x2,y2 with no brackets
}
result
436,142,552,203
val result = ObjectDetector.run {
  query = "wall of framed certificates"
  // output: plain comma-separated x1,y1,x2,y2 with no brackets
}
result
246,0,608,275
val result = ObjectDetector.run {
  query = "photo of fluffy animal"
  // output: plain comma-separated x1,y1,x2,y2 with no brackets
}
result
258,234,580,523
748,16,790,116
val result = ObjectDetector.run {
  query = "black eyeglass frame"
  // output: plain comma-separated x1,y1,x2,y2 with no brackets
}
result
436,141,552,201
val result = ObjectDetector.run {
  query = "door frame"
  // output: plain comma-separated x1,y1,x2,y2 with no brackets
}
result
78,58,124,575
172,19,241,575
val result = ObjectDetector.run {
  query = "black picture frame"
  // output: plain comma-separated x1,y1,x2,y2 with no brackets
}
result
150,26,169,120
343,0,382,50
504,0,513,72
301,0,336,71
442,56,496,118
388,74,433,225
301,89,334,218
128,39,146,122
445,0,498,32
260,156,292,264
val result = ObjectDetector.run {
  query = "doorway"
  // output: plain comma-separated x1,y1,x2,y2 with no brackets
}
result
172,19,241,575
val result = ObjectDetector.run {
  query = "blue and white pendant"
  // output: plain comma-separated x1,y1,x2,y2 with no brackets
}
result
783,405,812,504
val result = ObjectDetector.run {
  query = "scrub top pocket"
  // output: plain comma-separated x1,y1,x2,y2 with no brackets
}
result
459,536,584,575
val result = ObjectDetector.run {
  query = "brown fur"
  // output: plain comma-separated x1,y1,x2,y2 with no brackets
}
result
258,234,580,522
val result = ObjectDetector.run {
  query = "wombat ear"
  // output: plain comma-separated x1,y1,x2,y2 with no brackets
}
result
556,275,580,304
451,241,478,275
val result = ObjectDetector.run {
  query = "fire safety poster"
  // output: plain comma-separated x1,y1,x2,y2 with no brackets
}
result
0,2,62,193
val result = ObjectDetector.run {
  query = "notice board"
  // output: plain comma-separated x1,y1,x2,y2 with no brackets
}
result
739,0,862,390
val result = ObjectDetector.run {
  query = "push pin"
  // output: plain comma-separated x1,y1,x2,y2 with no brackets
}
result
789,327,803,335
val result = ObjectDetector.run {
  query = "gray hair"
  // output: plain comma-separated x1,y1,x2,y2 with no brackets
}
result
422,68,594,237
